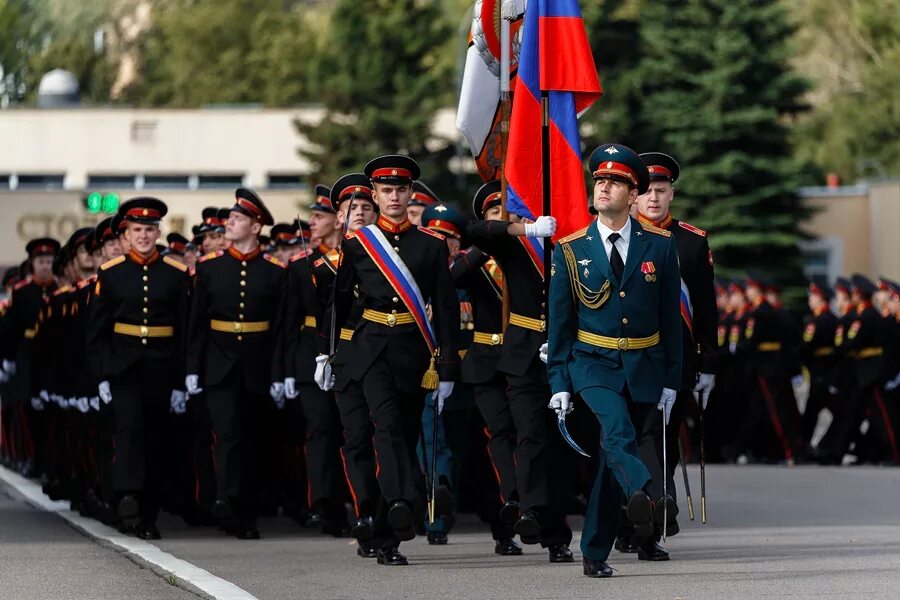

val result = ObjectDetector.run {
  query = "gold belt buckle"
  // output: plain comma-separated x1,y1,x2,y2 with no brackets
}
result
617,337,629,350
233,322,243,334
140,325,149,338
491,333,501,345
386,313,397,327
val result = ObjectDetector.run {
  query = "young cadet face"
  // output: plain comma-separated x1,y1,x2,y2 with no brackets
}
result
102,238,123,262
118,232,131,253
373,182,413,220
636,181,675,221
407,204,426,226
592,177,637,216
125,222,161,256
309,210,338,241
225,211,261,245
201,231,225,254
339,199,377,232
74,245,94,272
31,255,54,280
808,292,827,314
485,204,503,221
273,244,294,264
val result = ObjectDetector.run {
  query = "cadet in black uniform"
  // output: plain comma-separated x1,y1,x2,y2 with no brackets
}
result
317,156,459,566
801,277,838,446
185,188,287,539
86,197,191,539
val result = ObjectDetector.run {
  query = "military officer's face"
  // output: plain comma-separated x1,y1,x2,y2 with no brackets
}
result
592,177,637,215
339,199,377,232
225,212,261,244
636,181,675,221
31,255,54,280
407,205,426,226
125,222,161,256
373,183,413,221
309,210,338,242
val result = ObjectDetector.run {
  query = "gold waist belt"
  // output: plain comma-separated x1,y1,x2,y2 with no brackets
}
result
577,330,660,351
473,331,503,346
114,323,174,338
812,347,835,357
303,316,317,328
856,347,883,359
362,308,415,327
24,328,37,339
508,313,546,333
210,319,270,334
757,342,782,352
340,328,354,341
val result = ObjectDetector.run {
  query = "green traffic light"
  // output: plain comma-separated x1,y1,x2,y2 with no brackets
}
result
86,192,102,213
102,193,120,214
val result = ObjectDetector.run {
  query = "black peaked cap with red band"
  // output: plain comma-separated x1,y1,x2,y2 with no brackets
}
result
166,232,189,255
639,152,680,183
330,173,375,208
232,187,274,226
473,180,502,220
119,197,168,225
364,154,421,185
310,184,336,214
588,143,650,194
66,227,95,255
270,222,298,246
410,181,440,207
808,274,833,301
95,216,117,244
26,237,61,258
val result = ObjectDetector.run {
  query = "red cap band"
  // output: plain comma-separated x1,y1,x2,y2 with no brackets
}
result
31,244,55,255
126,207,161,220
339,185,373,201
372,167,412,180
410,192,436,205
274,232,294,241
427,219,460,237
647,165,673,178
481,191,502,211
592,161,638,186
236,197,262,218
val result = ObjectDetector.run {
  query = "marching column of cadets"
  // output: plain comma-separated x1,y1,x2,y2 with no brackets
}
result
1,149,899,574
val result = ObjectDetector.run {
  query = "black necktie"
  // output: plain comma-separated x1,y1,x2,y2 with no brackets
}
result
608,232,624,280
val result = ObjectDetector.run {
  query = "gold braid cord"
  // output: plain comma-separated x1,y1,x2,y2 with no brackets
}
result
562,243,610,309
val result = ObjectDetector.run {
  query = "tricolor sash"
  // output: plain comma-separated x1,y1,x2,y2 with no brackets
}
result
354,225,437,354
680,277,694,336
518,236,545,278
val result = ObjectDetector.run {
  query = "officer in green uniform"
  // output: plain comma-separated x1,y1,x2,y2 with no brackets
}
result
547,143,682,578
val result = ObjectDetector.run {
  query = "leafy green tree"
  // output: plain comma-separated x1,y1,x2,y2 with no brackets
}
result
296,0,457,195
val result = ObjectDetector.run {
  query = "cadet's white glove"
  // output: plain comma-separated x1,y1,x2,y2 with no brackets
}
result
170,390,187,415
284,377,299,399
185,374,202,395
98,381,112,404
31,396,44,411
89,397,100,412
270,382,285,410
77,397,90,414
885,372,900,392
549,391,573,415
436,381,455,415
693,373,715,410
791,374,805,389
39,390,49,403
3,360,16,375
658,387,677,424
524,216,557,238
314,354,334,391
539,342,548,364
0,370,7,383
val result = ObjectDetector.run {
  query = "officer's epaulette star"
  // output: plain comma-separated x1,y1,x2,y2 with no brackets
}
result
678,221,707,237
198,250,224,263
558,226,590,244
263,253,287,268
641,223,672,237
53,285,73,296
290,249,312,262
99,255,126,270
163,255,188,272
417,226,445,241
76,275,97,289
13,277,32,290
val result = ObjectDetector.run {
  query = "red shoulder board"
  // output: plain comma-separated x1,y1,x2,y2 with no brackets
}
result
76,275,97,290
417,226,445,241
313,257,326,268
53,285,73,296
678,221,707,237
14,277,32,291
199,250,224,263
290,249,312,262
263,253,286,268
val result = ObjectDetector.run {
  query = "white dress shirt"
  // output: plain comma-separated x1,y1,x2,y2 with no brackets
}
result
595,216,631,265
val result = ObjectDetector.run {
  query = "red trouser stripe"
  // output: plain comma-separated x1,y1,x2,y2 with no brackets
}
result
338,447,361,518
872,386,899,463
758,376,793,462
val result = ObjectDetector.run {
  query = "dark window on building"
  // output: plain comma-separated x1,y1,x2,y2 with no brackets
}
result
144,175,189,189
17,174,65,190
268,174,305,189
87,174,137,189
0,175,9,190
198,174,244,188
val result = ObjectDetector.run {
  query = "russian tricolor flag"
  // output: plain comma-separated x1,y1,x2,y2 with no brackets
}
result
505,0,602,240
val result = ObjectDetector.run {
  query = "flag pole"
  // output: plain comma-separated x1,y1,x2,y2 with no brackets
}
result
499,10,512,332
540,91,551,305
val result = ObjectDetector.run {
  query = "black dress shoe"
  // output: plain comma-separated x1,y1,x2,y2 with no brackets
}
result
305,511,326,529
433,484,454,516
626,492,654,541
235,527,261,540
548,544,574,563
351,516,375,541
583,558,613,578
614,536,639,553
513,511,541,542
495,538,523,556
376,547,408,566
637,541,669,561
427,532,448,545
653,495,679,528
136,525,161,540
357,544,378,558
117,495,140,520
387,501,415,540
211,499,235,520
499,500,520,525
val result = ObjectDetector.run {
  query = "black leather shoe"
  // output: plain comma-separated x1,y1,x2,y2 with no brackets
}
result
136,524,161,540
583,558,613,578
513,511,541,541
666,519,680,537
637,541,669,561
626,492,654,541
433,484,454,516
427,532,448,545
653,495,679,527
494,538,523,556
211,499,235,520
614,536,639,553
357,544,378,558
117,495,140,520
548,544,574,563
376,547,408,566
351,516,375,541
305,511,326,529
234,527,261,540
499,500,520,525
387,502,415,540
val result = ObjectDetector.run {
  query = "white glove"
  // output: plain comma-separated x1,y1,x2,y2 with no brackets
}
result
66,396,76,409
524,215,557,238
98,381,112,404
77,397,90,414
436,381,455,415
693,373,715,410
3,360,16,375
39,390,49,403
885,372,900,392
31,396,44,411
314,354,334,392
185,374,203,395
539,342,548,364
89,397,100,412
548,391,573,415
791,374,805,389
170,390,187,415
270,382,285,409
0,370,7,383
284,377,299,399
657,387,677,425
728,342,737,355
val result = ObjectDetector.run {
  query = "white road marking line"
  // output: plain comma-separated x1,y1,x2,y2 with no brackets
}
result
0,465,258,600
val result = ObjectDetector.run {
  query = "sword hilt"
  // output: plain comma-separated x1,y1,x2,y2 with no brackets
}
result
687,494,695,521
701,496,707,525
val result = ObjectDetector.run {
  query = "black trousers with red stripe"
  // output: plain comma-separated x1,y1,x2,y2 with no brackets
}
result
821,383,899,463
729,374,804,462
473,375,518,503
334,380,379,519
